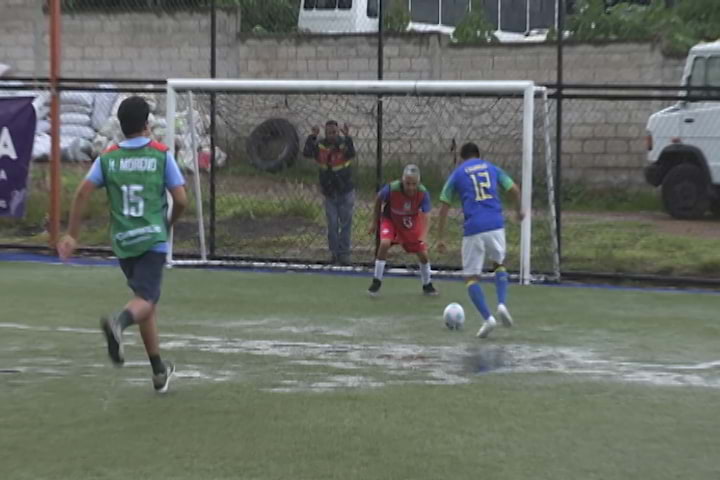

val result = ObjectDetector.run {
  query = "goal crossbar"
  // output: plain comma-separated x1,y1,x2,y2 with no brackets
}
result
167,78,535,96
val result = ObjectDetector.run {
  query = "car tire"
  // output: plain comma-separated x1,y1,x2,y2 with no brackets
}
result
245,118,299,173
661,163,710,219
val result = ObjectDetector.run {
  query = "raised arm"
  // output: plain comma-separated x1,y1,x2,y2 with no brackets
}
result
341,123,356,159
303,126,320,158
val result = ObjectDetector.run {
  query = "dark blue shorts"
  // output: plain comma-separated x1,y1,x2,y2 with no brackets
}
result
118,251,166,304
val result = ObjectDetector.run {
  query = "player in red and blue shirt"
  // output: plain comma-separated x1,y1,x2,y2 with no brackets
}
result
436,142,523,339
367,164,438,296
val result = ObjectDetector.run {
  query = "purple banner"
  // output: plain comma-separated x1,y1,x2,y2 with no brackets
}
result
0,97,36,218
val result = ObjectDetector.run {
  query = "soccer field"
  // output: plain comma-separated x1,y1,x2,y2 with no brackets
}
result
1,260,719,480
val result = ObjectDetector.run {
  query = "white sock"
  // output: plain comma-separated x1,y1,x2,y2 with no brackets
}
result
420,262,431,285
374,260,386,281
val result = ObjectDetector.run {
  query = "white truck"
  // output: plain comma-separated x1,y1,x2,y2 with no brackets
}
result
645,40,720,219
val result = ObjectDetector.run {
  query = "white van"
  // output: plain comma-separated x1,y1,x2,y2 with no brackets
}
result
298,0,380,33
296,0,461,34
644,40,720,219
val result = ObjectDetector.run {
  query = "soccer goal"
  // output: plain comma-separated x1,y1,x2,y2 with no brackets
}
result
164,79,559,285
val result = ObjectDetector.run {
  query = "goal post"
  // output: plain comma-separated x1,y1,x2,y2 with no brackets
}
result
164,79,559,285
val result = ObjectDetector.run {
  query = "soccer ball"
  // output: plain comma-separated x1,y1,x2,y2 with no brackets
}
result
443,302,465,330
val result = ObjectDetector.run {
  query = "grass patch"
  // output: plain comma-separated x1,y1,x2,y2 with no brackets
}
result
3,164,717,278
1,264,720,480
216,195,321,221
562,217,720,276
560,182,661,212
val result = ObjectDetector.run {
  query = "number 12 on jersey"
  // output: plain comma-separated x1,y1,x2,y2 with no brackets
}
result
470,171,492,201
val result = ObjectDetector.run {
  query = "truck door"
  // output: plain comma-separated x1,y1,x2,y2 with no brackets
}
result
682,55,720,183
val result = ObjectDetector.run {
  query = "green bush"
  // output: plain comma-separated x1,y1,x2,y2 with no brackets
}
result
453,0,497,44
218,0,300,33
566,0,720,56
382,0,411,33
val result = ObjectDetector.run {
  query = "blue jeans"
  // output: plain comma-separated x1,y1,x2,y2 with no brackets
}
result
324,190,354,262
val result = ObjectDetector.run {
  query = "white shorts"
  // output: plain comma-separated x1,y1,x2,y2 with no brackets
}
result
461,228,506,276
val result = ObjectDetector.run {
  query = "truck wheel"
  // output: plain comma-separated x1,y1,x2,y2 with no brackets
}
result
246,118,299,173
661,163,710,219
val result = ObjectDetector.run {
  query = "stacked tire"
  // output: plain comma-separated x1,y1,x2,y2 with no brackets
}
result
245,118,299,173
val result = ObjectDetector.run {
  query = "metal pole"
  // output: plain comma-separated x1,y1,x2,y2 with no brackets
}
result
555,0,563,261
188,92,208,261
520,85,534,285
164,84,176,265
526,0,530,34
209,0,217,256
375,0,385,257
376,0,384,191
48,0,61,248
541,88,560,280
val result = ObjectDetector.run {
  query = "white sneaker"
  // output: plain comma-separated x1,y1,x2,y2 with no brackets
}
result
153,361,175,394
497,303,513,328
100,315,124,366
476,316,497,339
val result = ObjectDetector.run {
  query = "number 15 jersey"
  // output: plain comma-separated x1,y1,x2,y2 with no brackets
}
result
439,158,515,236
86,137,185,258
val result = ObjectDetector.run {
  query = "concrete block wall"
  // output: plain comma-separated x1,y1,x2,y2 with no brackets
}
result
0,0,688,184
0,0,45,75
233,35,685,183
0,0,238,79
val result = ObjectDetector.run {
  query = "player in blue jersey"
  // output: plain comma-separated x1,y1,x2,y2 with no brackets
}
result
436,142,523,339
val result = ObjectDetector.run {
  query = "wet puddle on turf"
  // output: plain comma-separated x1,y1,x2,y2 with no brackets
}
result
1,322,719,392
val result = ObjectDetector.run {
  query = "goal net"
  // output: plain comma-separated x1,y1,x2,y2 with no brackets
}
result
165,79,559,284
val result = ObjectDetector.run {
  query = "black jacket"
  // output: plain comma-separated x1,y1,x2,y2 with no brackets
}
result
303,135,356,197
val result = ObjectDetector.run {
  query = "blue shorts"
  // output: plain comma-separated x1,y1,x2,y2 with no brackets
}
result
118,251,166,304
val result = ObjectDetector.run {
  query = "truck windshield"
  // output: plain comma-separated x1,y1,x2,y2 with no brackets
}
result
707,57,720,97
689,56,720,99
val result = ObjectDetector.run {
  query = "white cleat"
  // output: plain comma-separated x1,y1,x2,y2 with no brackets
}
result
497,303,513,328
476,316,497,339
153,361,175,394
100,315,124,366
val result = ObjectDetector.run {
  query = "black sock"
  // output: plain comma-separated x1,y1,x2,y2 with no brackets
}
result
149,355,165,375
117,309,135,331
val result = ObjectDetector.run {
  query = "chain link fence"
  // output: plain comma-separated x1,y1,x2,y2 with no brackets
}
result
165,88,557,277
3,0,720,282
3,79,720,279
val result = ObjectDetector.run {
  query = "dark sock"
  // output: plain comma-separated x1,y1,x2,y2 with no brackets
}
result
149,355,165,375
117,309,135,331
